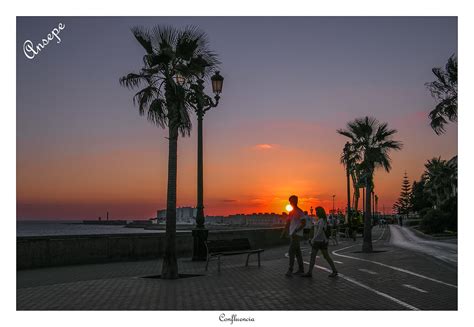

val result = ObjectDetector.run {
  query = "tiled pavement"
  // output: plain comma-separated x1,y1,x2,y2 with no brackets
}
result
17,227,457,310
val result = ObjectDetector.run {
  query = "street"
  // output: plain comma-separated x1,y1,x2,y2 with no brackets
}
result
299,226,457,310
389,225,457,266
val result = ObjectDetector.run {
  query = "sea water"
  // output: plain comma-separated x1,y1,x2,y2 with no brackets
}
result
16,220,165,237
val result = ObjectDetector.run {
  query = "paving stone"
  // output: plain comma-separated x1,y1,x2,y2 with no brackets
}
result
17,228,457,310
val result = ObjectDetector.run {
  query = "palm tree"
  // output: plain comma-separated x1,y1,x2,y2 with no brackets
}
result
120,25,219,279
426,54,457,135
340,142,360,223
423,156,457,209
338,117,403,252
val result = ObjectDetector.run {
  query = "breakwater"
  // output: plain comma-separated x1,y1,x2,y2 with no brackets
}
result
17,227,286,270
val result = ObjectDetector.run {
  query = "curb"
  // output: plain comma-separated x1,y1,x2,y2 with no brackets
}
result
408,227,457,241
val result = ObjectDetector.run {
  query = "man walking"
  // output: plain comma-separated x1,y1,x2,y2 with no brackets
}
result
284,195,306,277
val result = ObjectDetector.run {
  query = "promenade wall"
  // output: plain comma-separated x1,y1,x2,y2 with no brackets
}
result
17,228,286,270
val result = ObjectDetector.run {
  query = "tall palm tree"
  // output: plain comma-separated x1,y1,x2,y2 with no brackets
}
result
426,54,457,135
120,25,219,279
341,142,360,223
338,117,402,252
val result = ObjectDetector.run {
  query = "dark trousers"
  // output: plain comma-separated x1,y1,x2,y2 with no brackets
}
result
307,242,337,274
288,234,304,272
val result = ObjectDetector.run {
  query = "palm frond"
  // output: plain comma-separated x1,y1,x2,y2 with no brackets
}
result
119,72,148,89
132,85,157,116
131,26,153,54
426,54,457,135
338,116,402,178
337,128,361,145
121,24,221,134
429,109,449,135
147,99,167,128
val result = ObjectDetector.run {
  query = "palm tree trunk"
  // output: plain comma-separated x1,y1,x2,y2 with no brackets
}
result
362,188,365,215
351,172,359,212
354,189,359,212
372,192,375,218
346,168,351,224
161,124,179,279
362,177,373,252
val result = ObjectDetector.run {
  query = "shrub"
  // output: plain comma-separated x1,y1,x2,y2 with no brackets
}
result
405,219,421,227
420,208,454,234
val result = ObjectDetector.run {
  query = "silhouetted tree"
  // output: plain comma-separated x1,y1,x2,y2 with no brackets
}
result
393,172,412,221
419,155,457,233
423,156,457,209
340,142,360,223
410,180,431,213
426,55,457,135
338,117,402,252
120,25,219,279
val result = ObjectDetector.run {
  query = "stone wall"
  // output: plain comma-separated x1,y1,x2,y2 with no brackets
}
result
17,228,286,270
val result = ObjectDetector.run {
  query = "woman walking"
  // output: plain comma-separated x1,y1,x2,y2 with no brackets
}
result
303,206,338,278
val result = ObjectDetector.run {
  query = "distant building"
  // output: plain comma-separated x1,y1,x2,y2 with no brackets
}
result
206,213,285,226
153,209,285,226
155,207,197,224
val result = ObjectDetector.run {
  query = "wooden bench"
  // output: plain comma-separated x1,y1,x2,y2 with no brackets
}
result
205,238,264,272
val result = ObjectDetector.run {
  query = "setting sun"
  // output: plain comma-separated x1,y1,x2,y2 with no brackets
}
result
285,204,293,212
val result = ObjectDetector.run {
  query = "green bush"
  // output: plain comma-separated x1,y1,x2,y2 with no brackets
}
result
420,208,454,234
441,200,457,232
405,219,421,227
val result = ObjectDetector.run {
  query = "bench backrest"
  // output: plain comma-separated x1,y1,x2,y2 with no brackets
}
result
206,238,252,253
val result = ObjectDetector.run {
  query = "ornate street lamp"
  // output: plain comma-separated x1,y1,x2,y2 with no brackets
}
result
188,71,224,261
211,71,224,94
175,72,186,86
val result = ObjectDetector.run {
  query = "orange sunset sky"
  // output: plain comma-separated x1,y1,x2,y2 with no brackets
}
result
16,17,457,220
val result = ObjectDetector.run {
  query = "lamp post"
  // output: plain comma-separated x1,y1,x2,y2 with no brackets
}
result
187,71,224,261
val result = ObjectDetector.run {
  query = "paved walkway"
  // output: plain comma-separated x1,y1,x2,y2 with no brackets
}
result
17,227,457,310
